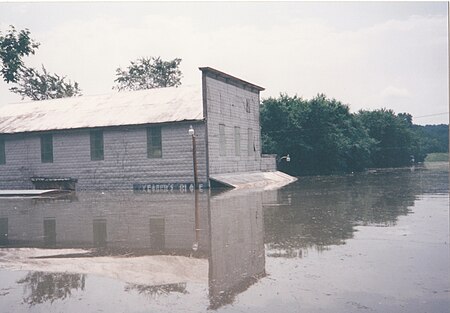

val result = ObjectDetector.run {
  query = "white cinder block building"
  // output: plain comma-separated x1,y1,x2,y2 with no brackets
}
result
0,67,293,190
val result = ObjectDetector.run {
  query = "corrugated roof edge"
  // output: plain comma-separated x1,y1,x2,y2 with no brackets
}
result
2,85,198,107
0,85,204,135
0,119,205,136
199,67,265,91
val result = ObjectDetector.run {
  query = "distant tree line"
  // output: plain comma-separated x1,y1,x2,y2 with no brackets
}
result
261,94,448,176
413,124,448,154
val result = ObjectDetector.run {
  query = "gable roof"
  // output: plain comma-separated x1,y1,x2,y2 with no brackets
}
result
0,85,203,134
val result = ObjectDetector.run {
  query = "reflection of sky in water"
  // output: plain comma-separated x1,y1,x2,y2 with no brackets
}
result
0,163,448,312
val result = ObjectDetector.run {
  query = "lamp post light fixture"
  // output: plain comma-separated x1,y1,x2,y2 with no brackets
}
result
188,125,198,189
188,125,195,136
277,154,291,170
279,154,291,162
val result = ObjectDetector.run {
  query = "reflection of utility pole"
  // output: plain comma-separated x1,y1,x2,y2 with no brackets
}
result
189,125,200,252
188,125,198,189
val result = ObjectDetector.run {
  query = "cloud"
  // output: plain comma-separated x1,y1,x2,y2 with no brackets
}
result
0,5,447,124
381,86,411,99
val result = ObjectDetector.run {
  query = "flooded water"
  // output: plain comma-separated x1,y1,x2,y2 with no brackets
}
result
0,163,448,313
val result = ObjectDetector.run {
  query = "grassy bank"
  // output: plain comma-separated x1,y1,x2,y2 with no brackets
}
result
425,153,449,162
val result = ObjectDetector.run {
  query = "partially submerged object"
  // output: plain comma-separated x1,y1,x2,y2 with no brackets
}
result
210,170,297,190
0,189,71,198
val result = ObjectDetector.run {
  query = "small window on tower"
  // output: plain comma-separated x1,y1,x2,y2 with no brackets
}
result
245,99,251,113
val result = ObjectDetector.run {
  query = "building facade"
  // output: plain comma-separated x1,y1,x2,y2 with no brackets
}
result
0,67,277,190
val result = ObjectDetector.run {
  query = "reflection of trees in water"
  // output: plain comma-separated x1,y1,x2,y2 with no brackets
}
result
124,282,187,297
264,168,445,255
17,271,85,306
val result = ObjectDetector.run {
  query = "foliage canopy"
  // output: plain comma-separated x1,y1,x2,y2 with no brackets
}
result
0,25,40,83
261,94,448,176
261,94,375,175
0,25,81,100
114,57,182,91
357,109,423,167
9,65,81,100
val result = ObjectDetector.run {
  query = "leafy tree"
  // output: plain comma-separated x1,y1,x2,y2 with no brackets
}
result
114,57,182,91
0,25,40,83
261,94,447,174
261,94,375,175
9,65,81,100
357,109,419,167
1,25,81,100
413,124,449,154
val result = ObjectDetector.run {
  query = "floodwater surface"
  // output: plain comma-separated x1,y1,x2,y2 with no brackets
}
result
0,163,448,313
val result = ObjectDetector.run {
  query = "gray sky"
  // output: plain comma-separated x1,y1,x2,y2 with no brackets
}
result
0,1,448,125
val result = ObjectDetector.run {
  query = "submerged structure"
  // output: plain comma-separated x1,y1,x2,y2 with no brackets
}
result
0,67,294,190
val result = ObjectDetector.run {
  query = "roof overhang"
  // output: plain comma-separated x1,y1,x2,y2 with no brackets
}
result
199,67,265,92
0,85,203,135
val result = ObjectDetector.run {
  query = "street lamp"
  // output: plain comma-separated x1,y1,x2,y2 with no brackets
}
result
188,125,195,136
279,154,291,162
188,125,198,189
277,154,291,170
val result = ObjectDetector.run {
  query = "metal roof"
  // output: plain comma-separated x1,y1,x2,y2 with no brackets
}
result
0,85,203,134
210,171,297,190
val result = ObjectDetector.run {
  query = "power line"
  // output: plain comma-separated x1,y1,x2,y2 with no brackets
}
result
413,112,448,119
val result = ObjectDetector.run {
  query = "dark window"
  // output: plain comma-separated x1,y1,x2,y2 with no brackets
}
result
90,130,104,161
93,219,107,247
149,217,165,250
147,127,162,158
245,99,251,113
44,218,56,247
0,138,5,165
40,134,53,163
248,128,253,157
219,124,226,156
234,126,241,156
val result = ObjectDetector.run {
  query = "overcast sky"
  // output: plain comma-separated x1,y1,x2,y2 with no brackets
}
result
0,1,448,125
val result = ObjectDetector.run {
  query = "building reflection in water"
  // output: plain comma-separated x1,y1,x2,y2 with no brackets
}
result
1,167,437,309
208,189,265,309
0,188,266,310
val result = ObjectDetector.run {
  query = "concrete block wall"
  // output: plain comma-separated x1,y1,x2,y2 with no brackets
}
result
260,154,277,172
204,75,262,175
0,122,207,190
